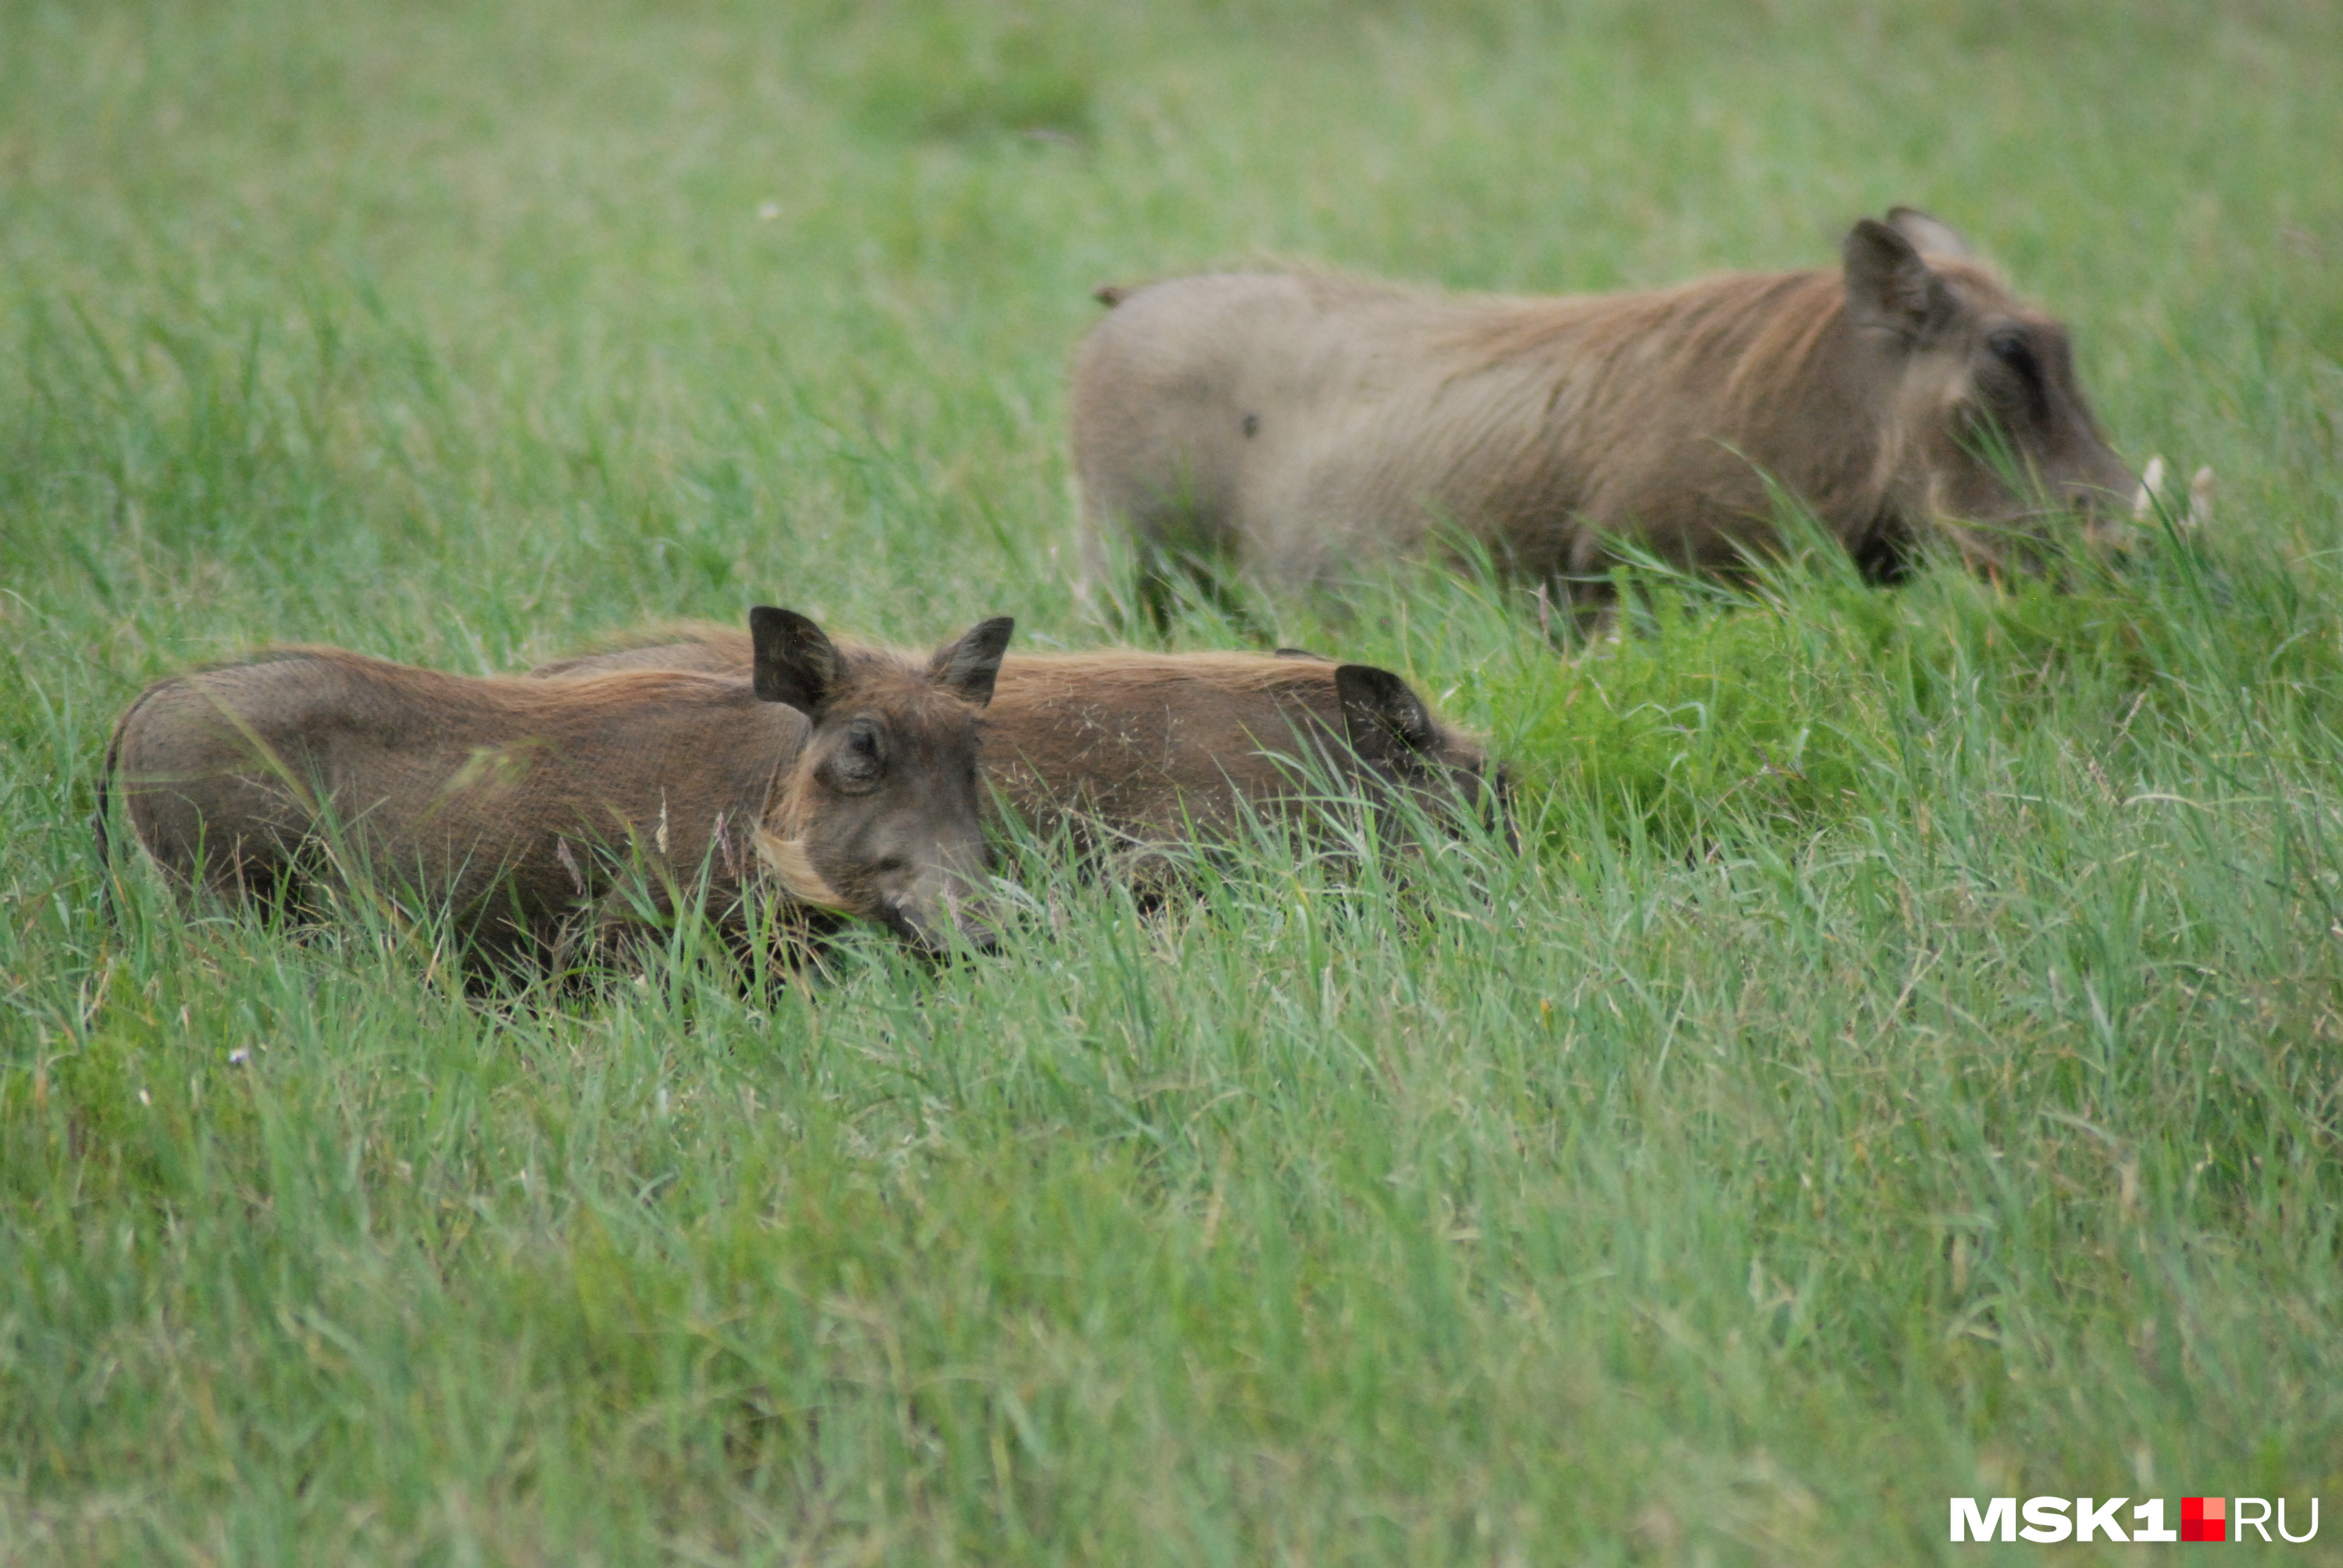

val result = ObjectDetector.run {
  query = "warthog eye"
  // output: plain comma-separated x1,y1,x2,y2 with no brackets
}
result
1988,329,2038,381
827,718,887,790
1983,328,2052,426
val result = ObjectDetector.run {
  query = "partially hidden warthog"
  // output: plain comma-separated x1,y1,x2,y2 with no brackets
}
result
1072,208,2138,622
102,608,1015,961
526,629,1507,866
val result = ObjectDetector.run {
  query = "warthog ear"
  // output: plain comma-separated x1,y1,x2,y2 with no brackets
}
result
1885,206,1975,261
1842,218,1954,341
929,616,1015,707
1274,646,1328,661
1335,664,1439,762
750,606,843,715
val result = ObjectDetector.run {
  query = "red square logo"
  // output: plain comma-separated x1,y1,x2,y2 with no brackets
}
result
2182,1497,2226,1543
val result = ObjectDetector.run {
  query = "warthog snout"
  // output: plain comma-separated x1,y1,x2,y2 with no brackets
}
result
2077,470,2147,558
2050,442,2144,559
880,862,1000,955
859,819,1000,954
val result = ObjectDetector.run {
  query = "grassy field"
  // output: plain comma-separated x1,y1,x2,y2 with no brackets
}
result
6,0,2343,1560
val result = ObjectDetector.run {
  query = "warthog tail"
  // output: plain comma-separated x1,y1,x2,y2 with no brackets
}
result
1092,283,1129,308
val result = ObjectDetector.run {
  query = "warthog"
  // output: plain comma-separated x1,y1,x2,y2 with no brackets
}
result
526,629,1507,865
102,608,1015,960
1072,208,2138,622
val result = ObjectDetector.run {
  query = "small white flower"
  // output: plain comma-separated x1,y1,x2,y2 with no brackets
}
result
2188,465,2216,529
2132,454,2166,520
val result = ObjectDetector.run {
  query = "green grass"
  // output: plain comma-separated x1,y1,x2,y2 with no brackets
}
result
6,0,2343,1560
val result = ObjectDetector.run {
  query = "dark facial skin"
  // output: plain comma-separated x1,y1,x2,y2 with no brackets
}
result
1933,302,2138,556
751,608,1013,953
1845,216,2138,572
791,691,997,950
1332,662,1515,850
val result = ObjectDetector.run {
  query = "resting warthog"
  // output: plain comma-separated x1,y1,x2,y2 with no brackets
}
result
1072,208,2137,622
526,629,1506,864
102,608,1015,960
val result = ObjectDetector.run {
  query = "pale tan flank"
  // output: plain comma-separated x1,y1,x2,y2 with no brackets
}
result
1069,208,2137,620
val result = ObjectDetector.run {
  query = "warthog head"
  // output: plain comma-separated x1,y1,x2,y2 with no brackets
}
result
1329,661,1514,849
1844,208,2138,572
750,607,1014,953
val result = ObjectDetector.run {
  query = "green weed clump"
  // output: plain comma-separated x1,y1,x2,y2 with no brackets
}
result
5,0,2343,1562
1486,525,2320,857
840,2,1098,143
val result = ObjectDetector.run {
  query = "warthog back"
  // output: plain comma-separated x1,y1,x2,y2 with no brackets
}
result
109,648,801,960
526,628,1510,863
105,608,1015,960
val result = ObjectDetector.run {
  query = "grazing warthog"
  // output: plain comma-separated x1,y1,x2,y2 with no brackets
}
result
527,629,1507,865
1072,208,2138,623
102,608,1015,961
